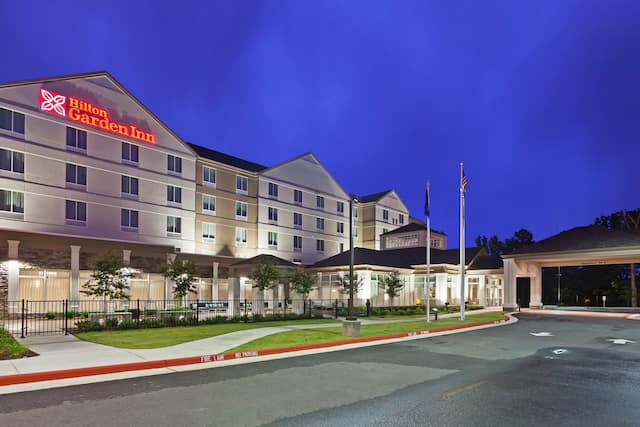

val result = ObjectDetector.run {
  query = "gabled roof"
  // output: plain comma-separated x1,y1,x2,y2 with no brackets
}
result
358,190,392,203
312,247,482,269
230,254,296,267
469,255,504,270
381,222,448,236
188,142,267,173
507,225,640,256
0,70,196,157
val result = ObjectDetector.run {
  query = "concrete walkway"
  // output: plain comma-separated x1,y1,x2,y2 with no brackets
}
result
1,308,501,376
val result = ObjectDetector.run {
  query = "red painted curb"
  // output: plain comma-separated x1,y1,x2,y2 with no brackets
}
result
0,315,509,387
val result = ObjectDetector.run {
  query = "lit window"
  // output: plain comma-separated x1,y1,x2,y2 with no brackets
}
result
268,182,279,199
65,200,86,223
167,216,182,234
236,201,248,219
121,176,139,196
121,209,138,229
66,127,87,151
235,227,248,246
167,185,182,204
167,155,182,174
202,222,216,240
65,164,87,186
0,190,24,213
268,231,278,247
203,166,216,186
0,108,25,134
0,149,24,173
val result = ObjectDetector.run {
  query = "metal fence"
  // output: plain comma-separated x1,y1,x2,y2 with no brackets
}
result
1,298,370,337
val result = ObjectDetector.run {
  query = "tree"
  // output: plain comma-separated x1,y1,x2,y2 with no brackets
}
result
475,229,533,256
381,271,404,306
251,260,280,291
595,209,640,307
161,259,198,299
82,255,134,308
337,273,364,295
288,268,316,300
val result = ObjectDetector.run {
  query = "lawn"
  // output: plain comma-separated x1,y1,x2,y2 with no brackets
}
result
0,328,35,360
229,311,505,352
74,318,339,349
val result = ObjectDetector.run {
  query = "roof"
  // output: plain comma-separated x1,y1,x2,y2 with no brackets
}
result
381,222,448,236
357,190,392,203
188,142,267,173
230,254,297,267
508,225,640,256
469,255,504,270
312,247,482,269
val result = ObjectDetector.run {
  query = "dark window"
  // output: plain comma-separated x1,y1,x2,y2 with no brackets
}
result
65,164,87,186
167,185,182,203
0,108,25,134
268,182,278,198
65,200,87,222
337,201,344,214
122,142,139,163
121,209,139,228
316,240,324,252
294,212,302,228
316,195,324,209
316,217,324,230
294,189,303,204
167,216,181,233
66,127,87,150
121,176,139,195
0,149,23,173
0,190,24,213
168,155,182,174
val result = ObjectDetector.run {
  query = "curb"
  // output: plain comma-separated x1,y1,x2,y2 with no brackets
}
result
0,315,511,387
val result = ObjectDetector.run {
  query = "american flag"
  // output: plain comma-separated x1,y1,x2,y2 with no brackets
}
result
461,167,468,193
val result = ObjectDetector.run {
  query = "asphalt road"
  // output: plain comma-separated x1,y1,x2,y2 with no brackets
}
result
1,313,639,427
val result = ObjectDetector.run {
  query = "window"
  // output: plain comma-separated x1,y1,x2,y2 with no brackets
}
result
268,207,278,223
383,209,389,222
65,200,86,223
0,190,24,213
167,216,181,234
316,239,325,253
268,182,278,199
339,243,344,252
337,222,344,234
383,228,389,234
354,207,358,218
235,227,247,246
121,142,139,164
65,164,87,186
236,201,248,219
337,201,344,215
121,176,139,196
293,235,302,252
268,231,278,247
293,212,302,229
202,222,216,240
167,155,182,174
0,108,25,134
167,185,182,204
294,189,303,204
316,195,324,209
66,127,87,151
203,166,216,186
399,214,405,224
202,194,216,213
236,175,248,193
121,209,138,230
0,149,24,173
316,217,324,231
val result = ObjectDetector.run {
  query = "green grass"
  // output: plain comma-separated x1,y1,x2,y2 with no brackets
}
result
0,328,34,360
230,311,505,352
75,318,339,349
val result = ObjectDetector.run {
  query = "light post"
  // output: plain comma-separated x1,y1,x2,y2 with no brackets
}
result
347,195,358,320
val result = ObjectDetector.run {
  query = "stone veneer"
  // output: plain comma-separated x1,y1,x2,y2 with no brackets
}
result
0,260,8,319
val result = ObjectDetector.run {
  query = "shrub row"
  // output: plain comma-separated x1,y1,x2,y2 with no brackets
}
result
74,312,326,332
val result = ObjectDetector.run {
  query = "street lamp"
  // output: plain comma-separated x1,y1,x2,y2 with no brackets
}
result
347,195,358,320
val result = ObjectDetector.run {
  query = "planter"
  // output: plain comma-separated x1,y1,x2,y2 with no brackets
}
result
341,319,361,337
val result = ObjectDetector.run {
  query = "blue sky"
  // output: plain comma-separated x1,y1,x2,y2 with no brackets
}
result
2,0,639,245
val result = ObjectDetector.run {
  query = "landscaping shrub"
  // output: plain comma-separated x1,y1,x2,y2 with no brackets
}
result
45,311,57,320
81,311,90,319
105,318,119,329
65,310,79,319
76,320,103,332
143,309,157,316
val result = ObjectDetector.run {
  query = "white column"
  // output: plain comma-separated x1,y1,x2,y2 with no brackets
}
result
70,245,80,301
435,273,447,305
503,258,517,311
212,262,219,300
7,240,20,301
529,264,542,309
316,272,323,300
228,277,241,317
122,249,131,266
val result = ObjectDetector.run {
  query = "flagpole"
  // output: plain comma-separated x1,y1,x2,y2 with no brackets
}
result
426,180,431,323
459,163,466,321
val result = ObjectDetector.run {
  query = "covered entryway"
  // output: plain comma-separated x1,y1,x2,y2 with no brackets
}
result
503,225,640,310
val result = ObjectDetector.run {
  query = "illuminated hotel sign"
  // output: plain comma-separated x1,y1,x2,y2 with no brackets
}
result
39,88,156,144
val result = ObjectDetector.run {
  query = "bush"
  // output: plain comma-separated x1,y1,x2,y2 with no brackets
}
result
76,320,103,332
143,309,157,316
252,314,265,322
81,311,90,319
45,311,57,320
105,318,119,329
118,320,140,330
65,310,79,319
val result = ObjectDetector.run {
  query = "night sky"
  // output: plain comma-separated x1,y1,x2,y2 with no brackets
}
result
2,1,639,246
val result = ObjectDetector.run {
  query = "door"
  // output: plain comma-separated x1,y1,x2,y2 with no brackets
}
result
517,277,531,308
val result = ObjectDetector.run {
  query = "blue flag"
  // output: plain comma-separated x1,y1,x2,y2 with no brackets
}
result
424,181,430,218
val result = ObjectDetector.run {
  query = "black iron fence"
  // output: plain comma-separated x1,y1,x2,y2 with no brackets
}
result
0,298,471,336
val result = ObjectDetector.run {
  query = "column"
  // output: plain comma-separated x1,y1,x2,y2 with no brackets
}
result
7,240,20,302
316,272,323,300
122,249,131,266
212,262,219,300
503,258,517,311
435,273,447,305
228,277,241,317
529,264,542,309
70,245,81,302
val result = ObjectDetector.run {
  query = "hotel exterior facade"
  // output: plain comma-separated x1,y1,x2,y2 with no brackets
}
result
0,71,503,312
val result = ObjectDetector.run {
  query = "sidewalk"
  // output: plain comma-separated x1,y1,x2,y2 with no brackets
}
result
0,308,505,386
